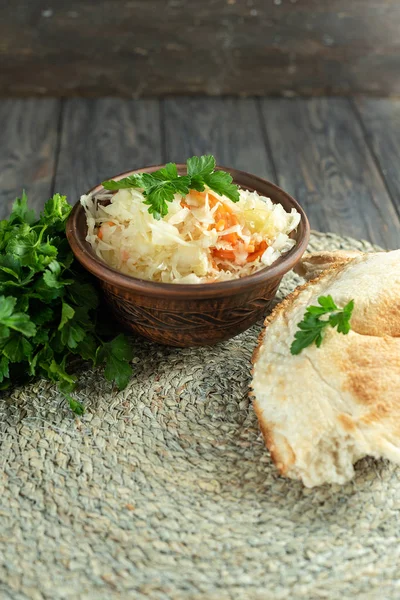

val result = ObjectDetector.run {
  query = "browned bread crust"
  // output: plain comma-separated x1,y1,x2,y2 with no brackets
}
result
251,249,400,487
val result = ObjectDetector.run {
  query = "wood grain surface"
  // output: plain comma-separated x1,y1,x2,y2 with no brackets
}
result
1,97,399,249
260,98,400,248
354,98,400,212
0,99,60,219
0,1,399,97
163,98,276,181
54,98,162,203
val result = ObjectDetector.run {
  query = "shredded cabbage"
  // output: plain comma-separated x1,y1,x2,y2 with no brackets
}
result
81,187,300,284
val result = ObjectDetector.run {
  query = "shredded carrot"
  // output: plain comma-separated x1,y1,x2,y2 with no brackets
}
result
211,256,219,270
207,194,221,209
188,190,206,203
212,201,240,244
222,232,239,245
212,248,236,261
184,189,267,266
186,190,244,260
97,221,115,240
246,241,268,262
186,190,241,246
185,190,220,207
221,230,239,246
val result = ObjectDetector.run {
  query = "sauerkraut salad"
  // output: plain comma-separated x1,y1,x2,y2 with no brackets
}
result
81,187,300,284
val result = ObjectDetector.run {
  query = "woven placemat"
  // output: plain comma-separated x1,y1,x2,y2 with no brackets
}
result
1,232,398,600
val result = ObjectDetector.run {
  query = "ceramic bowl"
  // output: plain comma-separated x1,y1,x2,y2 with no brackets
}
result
66,165,310,347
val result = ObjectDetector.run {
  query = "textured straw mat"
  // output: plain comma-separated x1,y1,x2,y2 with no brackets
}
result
1,231,399,600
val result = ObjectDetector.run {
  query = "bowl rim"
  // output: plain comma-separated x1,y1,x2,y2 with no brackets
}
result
66,164,310,299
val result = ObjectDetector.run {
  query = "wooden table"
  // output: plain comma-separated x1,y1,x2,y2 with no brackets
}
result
1,97,399,249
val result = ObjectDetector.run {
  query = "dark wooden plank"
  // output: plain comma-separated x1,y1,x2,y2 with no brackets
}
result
54,98,162,203
354,98,400,214
0,98,60,219
0,1,399,97
163,97,276,181
259,98,400,249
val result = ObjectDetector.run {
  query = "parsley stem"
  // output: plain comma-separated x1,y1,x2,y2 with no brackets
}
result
36,225,48,246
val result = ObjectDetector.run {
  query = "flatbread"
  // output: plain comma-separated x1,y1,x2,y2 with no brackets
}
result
251,250,400,487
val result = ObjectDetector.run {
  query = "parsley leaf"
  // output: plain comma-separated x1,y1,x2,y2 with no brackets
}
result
60,319,86,349
9,191,36,226
33,275,65,303
38,242,58,262
143,180,188,219
40,194,71,232
32,328,49,345
290,295,355,355
43,261,64,289
141,172,191,219
157,162,180,180
59,302,75,330
67,396,85,415
41,260,74,291
0,325,10,341
1,312,36,337
203,170,240,203
67,282,98,310
102,173,145,191
0,255,22,280
48,359,76,392
142,186,174,219
73,335,98,361
31,306,54,326
7,230,38,266
101,155,240,218
0,295,36,337
3,334,33,363
187,155,215,178
0,296,17,320
329,300,354,334
96,334,134,390
0,356,10,382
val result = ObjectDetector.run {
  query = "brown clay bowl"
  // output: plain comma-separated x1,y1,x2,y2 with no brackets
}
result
66,165,310,347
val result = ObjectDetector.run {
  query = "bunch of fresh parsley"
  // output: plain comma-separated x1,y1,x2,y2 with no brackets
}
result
102,155,240,219
0,192,134,414
290,295,354,355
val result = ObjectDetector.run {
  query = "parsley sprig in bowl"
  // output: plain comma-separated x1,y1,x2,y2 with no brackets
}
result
102,154,240,219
